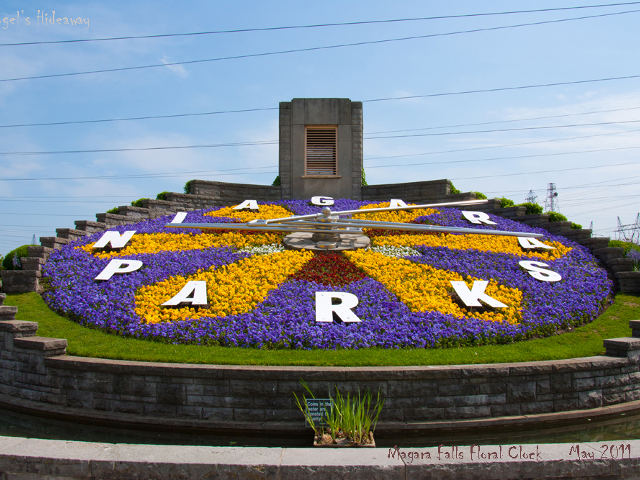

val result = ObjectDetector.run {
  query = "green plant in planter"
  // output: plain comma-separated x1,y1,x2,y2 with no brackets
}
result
293,379,384,446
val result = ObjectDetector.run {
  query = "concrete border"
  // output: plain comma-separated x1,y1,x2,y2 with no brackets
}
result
2,436,640,479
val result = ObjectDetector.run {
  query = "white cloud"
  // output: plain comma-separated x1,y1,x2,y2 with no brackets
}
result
160,55,188,78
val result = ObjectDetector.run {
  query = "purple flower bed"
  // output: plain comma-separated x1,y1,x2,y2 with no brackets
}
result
41,202,614,349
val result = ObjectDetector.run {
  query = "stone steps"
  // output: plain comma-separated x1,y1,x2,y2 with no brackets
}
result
96,212,133,226
74,220,107,233
618,272,640,295
40,237,69,249
56,228,88,241
0,305,18,320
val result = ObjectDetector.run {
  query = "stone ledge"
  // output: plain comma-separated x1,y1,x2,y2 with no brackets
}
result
618,271,640,294
0,305,18,320
0,270,40,294
74,220,107,233
631,320,640,338
604,337,640,357
0,320,38,335
13,336,67,354
40,236,69,249
1,437,640,480
42,354,629,381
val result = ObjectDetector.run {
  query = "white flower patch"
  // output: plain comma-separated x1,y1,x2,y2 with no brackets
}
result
371,245,421,258
238,243,285,255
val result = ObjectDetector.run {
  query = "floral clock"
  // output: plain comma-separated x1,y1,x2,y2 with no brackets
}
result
42,198,613,349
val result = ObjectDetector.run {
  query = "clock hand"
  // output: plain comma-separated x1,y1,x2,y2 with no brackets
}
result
263,199,489,224
167,215,543,238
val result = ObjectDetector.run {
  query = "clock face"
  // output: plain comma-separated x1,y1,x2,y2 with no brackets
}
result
42,198,613,349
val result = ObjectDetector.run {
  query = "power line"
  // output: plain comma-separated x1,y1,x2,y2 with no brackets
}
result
1,212,93,215
451,160,639,181
0,169,278,182
2,152,637,183
4,2,639,47
366,145,640,170
3,9,639,83
364,105,640,135
363,73,640,104
0,141,278,156
365,127,640,162
0,107,278,129
482,176,640,194
365,118,640,139
4,118,640,158
4,98,640,132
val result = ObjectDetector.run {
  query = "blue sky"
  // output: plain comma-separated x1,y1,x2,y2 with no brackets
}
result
1,0,639,256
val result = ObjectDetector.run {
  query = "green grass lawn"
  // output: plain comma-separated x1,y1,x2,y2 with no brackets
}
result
4,292,640,366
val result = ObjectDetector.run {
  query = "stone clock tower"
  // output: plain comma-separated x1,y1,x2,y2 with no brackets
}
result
278,98,363,200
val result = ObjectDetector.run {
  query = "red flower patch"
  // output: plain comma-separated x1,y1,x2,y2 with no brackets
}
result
291,252,366,286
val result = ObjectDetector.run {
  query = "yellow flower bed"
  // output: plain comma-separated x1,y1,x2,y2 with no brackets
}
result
205,204,293,222
135,249,313,323
81,232,282,259
345,250,522,324
373,233,570,261
353,202,439,223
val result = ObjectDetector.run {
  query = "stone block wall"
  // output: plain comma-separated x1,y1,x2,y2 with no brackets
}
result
2,292,640,435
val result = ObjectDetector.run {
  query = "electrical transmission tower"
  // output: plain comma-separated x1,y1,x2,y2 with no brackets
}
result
615,213,640,244
525,189,537,204
544,183,559,212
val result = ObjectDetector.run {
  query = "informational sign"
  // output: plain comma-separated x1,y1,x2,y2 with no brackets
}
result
306,398,333,426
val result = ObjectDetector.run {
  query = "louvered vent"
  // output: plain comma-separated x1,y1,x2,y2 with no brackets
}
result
305,127,337,176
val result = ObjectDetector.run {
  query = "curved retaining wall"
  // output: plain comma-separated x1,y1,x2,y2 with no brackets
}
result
2,297,640,434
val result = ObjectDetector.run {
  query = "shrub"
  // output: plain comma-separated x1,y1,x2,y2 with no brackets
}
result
628,249,640,271
156,192,170,201
449,182,460,194
131,198,150,208
2,245,30,270
106,207,120,214
609,240,640,255
548,212,568,222
516,202,543,215
571,222,582,230
272,175,281,186
361,167,368,187
471,191,487,199
498,197,515,208
184,180,195,194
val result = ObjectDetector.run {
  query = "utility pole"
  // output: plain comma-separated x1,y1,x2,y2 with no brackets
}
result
616,214,640,244
525,189,537,204
544,183,559,212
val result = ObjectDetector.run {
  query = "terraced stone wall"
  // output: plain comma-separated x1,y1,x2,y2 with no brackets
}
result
1,295,640,434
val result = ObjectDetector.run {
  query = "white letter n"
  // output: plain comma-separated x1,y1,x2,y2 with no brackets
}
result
93,230,136,250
